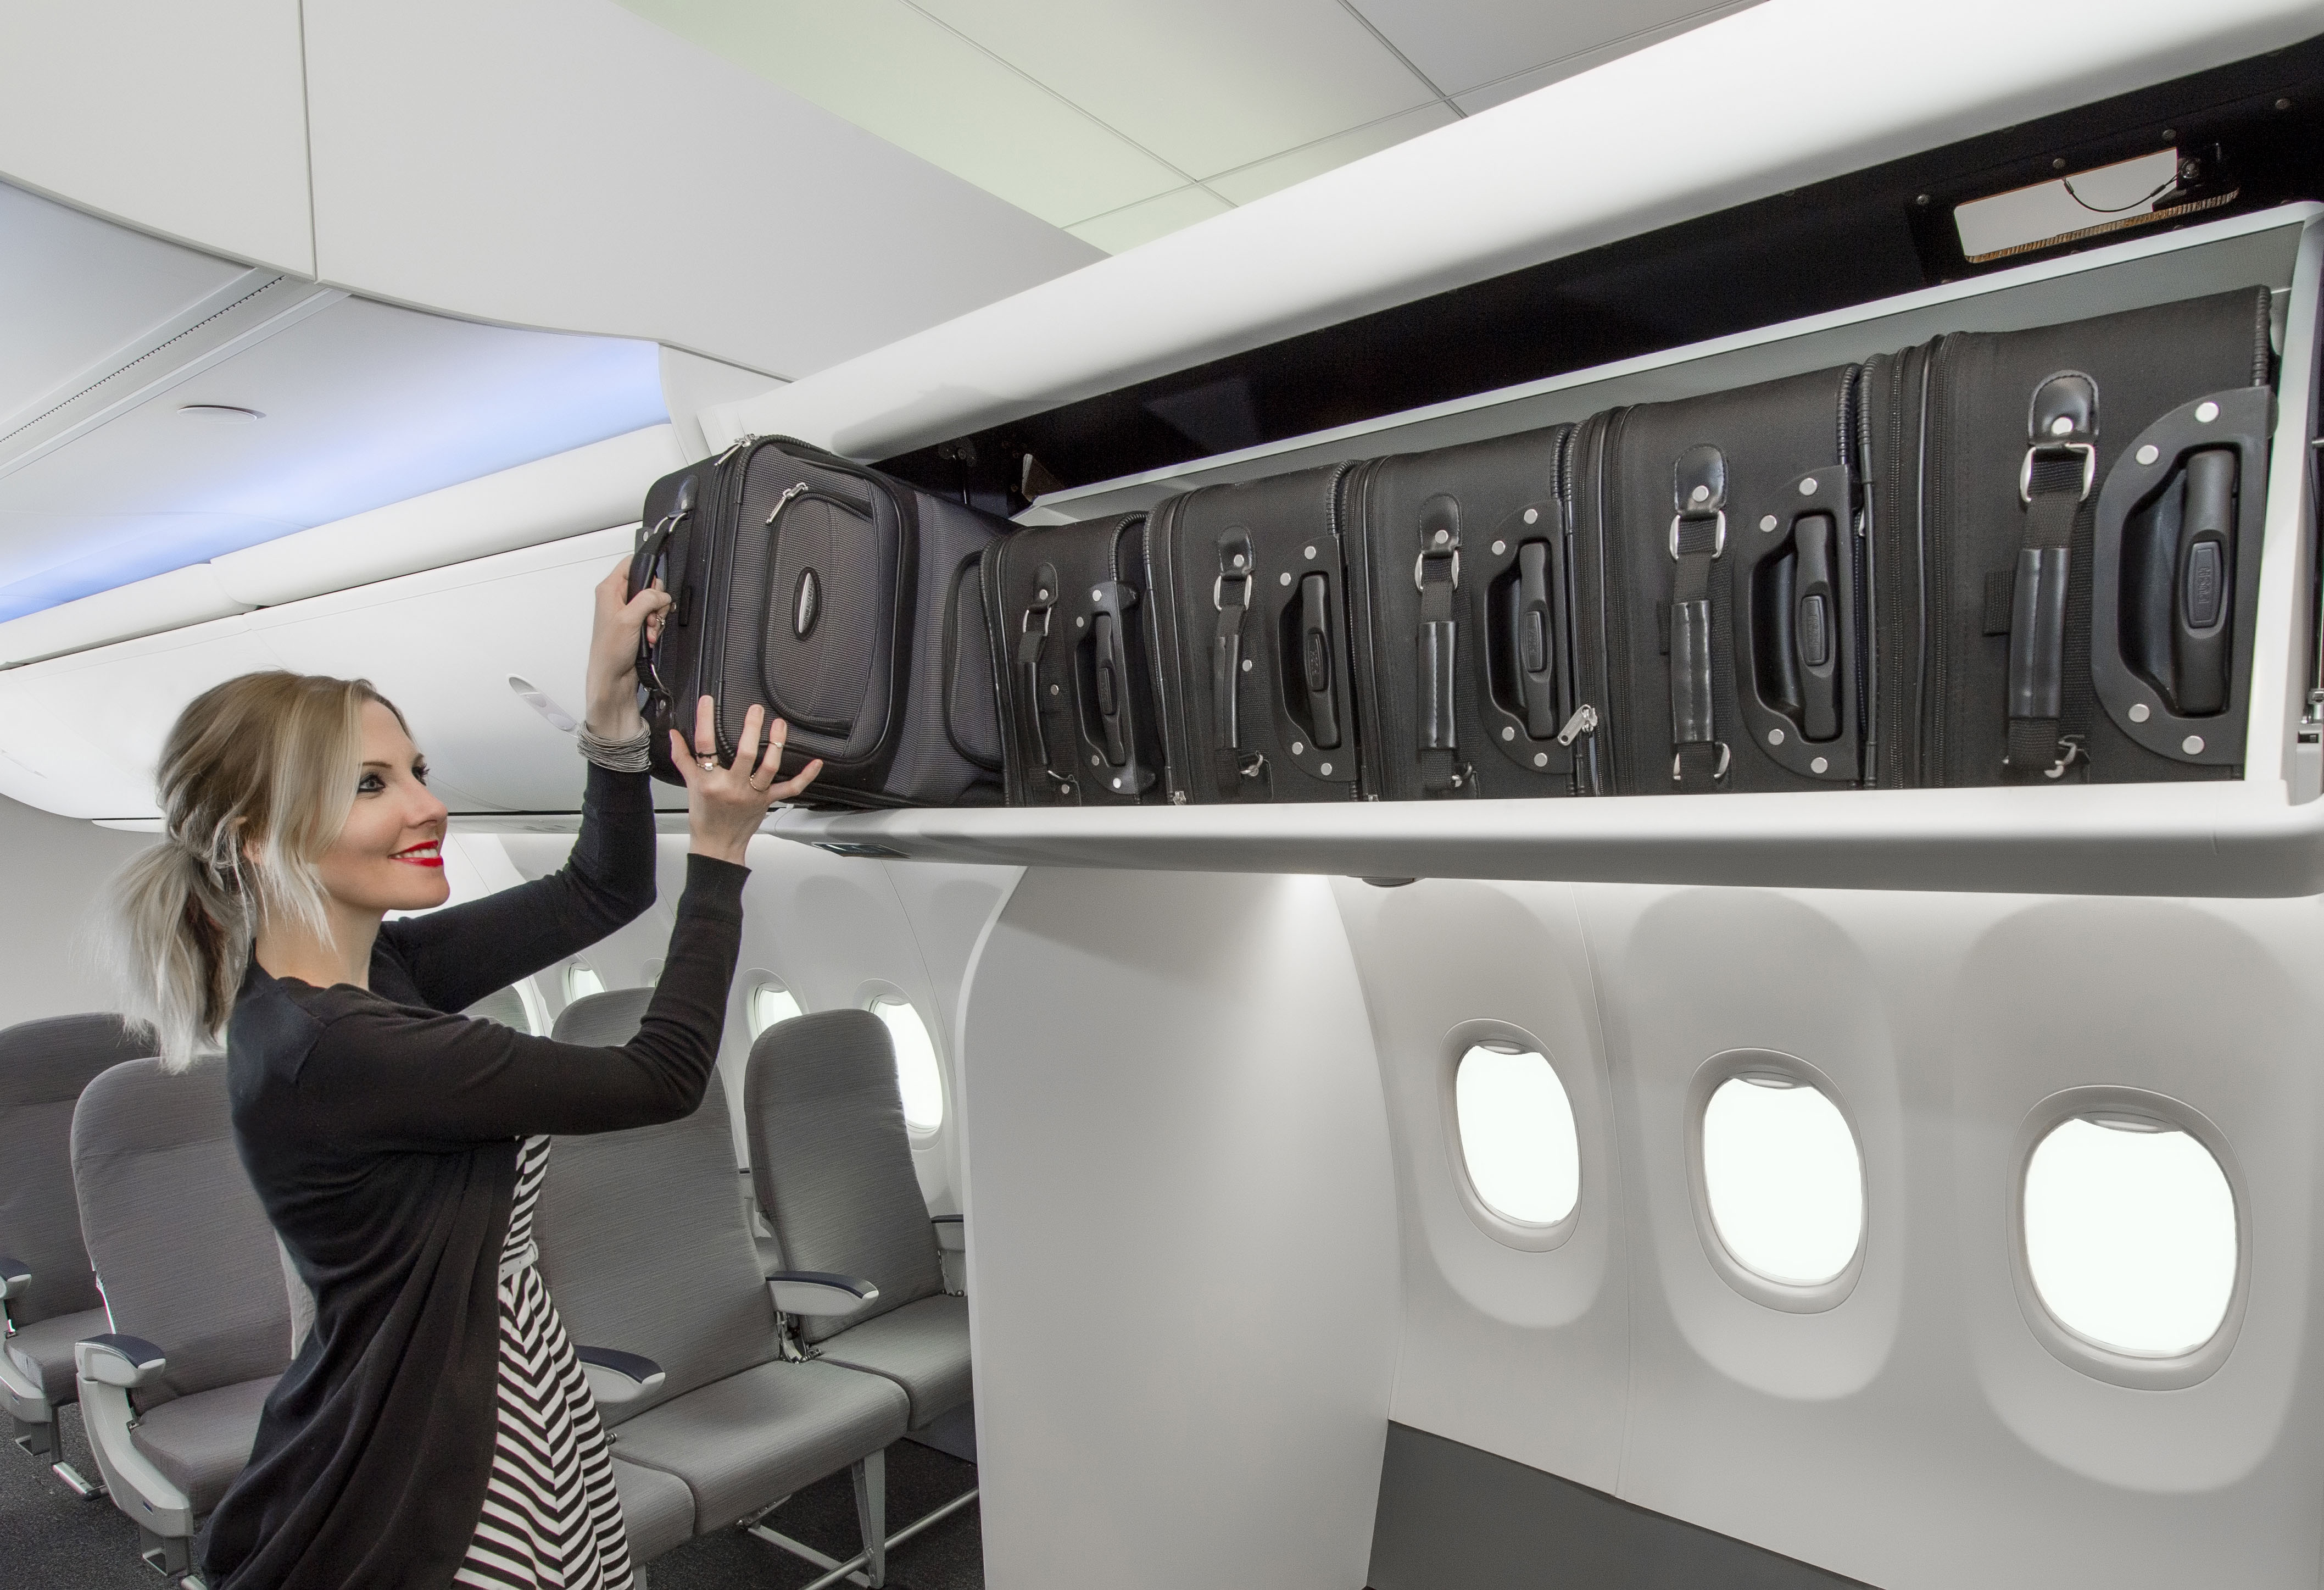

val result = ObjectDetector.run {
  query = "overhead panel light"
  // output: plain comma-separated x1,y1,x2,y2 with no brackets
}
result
1953,147,2237,265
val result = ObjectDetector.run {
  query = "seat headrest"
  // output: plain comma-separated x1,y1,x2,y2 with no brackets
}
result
0,1014,151,1108
744,1008,893,1107
552,986,655,1046
69,1054,230,1161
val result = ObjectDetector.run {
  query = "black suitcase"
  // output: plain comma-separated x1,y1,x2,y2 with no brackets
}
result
980,513,1167,805
1574,365,1866,794
631,437,1008,809
1342,425,1594,799
1144,465,1365,804
1862,286,2275,786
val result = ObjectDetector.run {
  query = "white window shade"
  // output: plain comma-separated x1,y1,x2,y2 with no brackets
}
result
870,995,945,1132
749,981,802,1038
1453,1045,1579,1228
1701,1076,1864,1287
2024,1115,2237,1357
564,962,605,1003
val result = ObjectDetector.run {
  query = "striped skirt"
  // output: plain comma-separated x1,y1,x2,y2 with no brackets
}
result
454,1135,633,1589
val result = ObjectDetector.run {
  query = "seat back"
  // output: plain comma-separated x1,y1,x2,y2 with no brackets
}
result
0,1015,149,1326
462,985,533,1032
551,985,656,1045
746,1010,947,1343
534,1070,781,1424
70,1058,289,1403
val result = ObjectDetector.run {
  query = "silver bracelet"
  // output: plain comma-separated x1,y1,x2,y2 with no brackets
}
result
576,724,653,773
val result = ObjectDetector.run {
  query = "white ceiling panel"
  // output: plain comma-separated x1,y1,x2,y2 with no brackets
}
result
0,0,314,274
906,0,1437,180
0,293,664,621
305,0,1100,380
1067,185,1236,254
612,0,1184,226
1207,103,1458,206
0,184,248,431
1350,0,1757,99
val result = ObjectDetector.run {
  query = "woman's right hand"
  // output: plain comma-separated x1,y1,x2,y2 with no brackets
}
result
671,696,822,864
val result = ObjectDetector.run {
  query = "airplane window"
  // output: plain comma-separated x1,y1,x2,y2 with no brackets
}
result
2024,1114,2236,1356
748,980,803,1038
868,994,944,1133
1453,1044,1579,1227
1701,1075,1863,1286
564,962,605,1003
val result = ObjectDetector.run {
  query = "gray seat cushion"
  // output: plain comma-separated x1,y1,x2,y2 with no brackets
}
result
3,1305,107,1406
746,1011,949,1345
127,1375,276,1516
0,1014,149,1328
611,1456,694,1564
610,1359,907,1534
817,1294,971,1431
72,1059,289,1400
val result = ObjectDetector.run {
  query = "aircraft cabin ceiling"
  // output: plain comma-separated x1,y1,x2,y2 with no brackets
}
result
613,0,1761,253
0,182,666,621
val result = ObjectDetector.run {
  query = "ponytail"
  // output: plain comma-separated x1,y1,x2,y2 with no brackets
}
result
98,671,403,1071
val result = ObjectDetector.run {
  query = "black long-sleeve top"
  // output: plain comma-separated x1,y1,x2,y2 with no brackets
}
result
199,765,743,1589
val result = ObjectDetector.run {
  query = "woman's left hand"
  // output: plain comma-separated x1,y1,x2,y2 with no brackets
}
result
584,560,675,741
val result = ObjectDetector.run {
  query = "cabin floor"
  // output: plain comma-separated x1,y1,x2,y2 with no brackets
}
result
0,1411,984,1590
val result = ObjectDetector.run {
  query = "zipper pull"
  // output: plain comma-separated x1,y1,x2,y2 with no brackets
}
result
1556,704,1598,746
765,481,809,527
715,434,757,467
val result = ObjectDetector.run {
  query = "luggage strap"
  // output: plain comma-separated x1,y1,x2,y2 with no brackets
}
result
2005,372,2096,779
1669,444,1729,789
1016,562,1058,779
1211,533,1261,796
1415,496,1462,794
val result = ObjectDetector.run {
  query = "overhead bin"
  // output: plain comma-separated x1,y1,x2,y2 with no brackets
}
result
777,203,2324,897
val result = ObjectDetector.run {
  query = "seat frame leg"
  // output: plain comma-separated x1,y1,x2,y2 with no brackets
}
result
852,1448,887,1589
11,1411,53,1458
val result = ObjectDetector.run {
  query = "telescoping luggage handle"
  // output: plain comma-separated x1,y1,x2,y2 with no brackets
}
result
1670,444,1730,787
1210,531,1265,793
1015,561,1058,779
2005,371,2097,779
1415,494,1463,793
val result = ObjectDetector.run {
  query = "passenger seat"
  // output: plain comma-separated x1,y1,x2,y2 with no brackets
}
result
0,1014,151,1476
746,1009,973,1437
69,1057,287,1576
532,999,911,1582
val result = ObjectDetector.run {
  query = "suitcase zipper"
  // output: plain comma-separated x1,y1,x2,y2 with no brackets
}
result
1919,338,1949,785
1553,423,1600,792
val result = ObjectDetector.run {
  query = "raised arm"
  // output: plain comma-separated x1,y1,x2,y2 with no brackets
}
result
319,695,823,1144
378,562,671,1013
378,763,657,1016
300,853,746,1146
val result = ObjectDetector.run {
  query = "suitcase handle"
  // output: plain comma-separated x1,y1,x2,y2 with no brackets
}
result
1016,563,1059,775
629,508,685,697
1212,536,1253,752
2170,448,2236,715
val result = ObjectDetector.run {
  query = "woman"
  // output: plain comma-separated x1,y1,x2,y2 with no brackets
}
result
101,564,820,1588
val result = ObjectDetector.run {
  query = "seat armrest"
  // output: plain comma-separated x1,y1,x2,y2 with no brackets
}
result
931,1216,965,1254
575,1346,665,1406
768,1271,880,1319
0,1257,28,1300
76,1335,166,1389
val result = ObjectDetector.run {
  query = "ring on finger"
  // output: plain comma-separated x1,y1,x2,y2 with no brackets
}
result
697,753,718,771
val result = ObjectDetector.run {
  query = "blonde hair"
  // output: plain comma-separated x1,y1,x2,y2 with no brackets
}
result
102,672,408,1071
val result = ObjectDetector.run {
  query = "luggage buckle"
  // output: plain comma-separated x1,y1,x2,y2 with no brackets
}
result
1021,604,1052,637
1668,511,1726,560
1213,571,1252,612
2018,442,2096,504
1671,742,1732,783
2043,734,2088,780
1412,546,1461,590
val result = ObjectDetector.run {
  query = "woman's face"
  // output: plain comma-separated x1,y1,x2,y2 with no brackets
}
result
317,700,451,914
